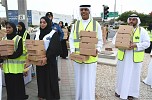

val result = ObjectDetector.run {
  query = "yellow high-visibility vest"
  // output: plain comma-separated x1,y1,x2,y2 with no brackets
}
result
3,35,25,73
73,19,98,64
118,27,144,63
20,30,28,60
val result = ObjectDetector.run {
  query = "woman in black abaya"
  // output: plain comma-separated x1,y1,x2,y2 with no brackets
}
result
36,16,61,100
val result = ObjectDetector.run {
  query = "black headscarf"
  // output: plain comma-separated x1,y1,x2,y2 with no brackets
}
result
6,22,17,40
39,16,52,40
147,23,152,31
59,21,64,28
18,22,26,37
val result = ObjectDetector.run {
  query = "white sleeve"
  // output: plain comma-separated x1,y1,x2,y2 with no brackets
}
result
69,24,75,53
136,27,150,51
96,23,103,52
35,30,40,40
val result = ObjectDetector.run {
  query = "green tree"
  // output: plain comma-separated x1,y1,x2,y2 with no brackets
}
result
117,10,152,26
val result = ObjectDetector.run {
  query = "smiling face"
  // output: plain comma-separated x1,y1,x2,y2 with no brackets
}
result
40,18,47,29
80,8,90,20
6,24,13,34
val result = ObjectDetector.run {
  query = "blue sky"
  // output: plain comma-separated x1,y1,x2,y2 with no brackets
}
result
0,0,151,17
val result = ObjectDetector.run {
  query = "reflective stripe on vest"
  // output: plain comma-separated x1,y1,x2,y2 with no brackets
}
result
3,35,25,74
73,19,98,64
117,27,144,63
148,31,152,41
21,31,28,60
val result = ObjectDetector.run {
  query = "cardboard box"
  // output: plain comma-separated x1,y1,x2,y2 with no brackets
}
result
115,41,130,49
70,53,89,62
115,25,133,49
80,31,97,38
0,40,14,46
26,45,45,50
0,45,14,51
80,48,97,56
117,25,133,34
79,43,96,49
33,40,44,45
0,50,14,56
25,40,34,45
62,29,68,33
25,40,44,46
81,37,98,44
116,33,131,38
27,50,46,55
0,30,6,35
28,55,46,61
28,60,44,66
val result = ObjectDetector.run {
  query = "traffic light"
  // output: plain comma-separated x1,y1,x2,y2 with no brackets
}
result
103,5,109,19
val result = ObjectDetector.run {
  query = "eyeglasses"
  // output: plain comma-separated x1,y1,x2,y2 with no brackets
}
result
80,8,89,11
129,18,136,21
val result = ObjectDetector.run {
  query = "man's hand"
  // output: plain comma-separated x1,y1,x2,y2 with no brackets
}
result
128,42,137,50
41,57,47,66
92,49,98,57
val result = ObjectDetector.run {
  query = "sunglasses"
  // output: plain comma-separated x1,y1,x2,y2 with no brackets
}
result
80,8,89,11
129,18,137,21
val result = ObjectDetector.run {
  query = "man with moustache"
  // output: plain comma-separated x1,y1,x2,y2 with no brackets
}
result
112,14,150,100
69,5,103,100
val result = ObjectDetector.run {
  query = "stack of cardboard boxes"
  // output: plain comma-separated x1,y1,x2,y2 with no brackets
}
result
79,31,98,56
115,25,133,49
70,31,98,62
0,40,14,56
62,29,69,39
25,40,46,66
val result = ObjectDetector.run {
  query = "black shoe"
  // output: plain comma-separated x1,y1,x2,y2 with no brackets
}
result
58,77,61,81
115,92,120,98
128,96,134,100
24,95,29,99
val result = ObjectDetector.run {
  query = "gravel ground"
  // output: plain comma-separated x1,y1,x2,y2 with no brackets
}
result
95,48,152,100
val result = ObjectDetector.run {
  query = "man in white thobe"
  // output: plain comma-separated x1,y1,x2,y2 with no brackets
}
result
69,5,103,100
113,14,150,100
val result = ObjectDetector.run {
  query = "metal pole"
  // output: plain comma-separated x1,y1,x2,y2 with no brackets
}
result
114,0,116,25
5,0,9,21
18,0,28,28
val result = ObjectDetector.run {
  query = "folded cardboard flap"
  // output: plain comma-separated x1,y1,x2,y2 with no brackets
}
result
117,25,133,34
70,53,89,62
80,31,97,38
81,37,98,44
79,43,96,49
80,48,97,56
